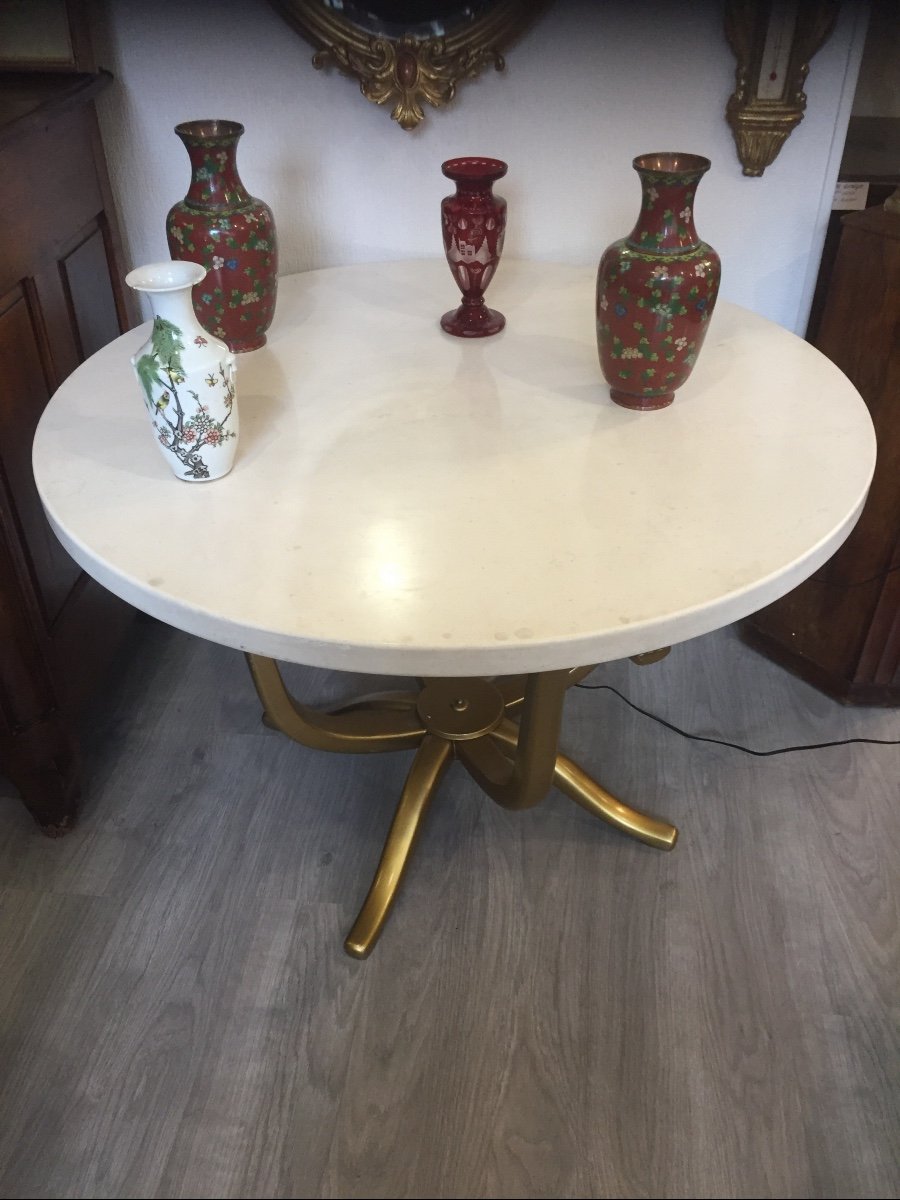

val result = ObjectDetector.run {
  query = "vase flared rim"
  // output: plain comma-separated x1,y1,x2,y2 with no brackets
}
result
632,152,711,176
126,260,207,293
175,119,245,144
442,157,508,183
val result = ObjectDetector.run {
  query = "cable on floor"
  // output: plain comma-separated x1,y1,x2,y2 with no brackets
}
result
575,682,900,757
817,560,900,590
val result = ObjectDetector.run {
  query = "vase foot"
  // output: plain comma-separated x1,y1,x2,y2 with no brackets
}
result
440,305,505,339
610,388,674,411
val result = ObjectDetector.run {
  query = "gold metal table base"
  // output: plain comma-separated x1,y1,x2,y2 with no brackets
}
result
246,655,677,958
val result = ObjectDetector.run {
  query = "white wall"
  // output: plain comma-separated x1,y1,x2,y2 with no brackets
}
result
94,0,867,334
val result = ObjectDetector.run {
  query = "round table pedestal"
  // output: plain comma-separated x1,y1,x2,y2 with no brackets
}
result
247,654,677,957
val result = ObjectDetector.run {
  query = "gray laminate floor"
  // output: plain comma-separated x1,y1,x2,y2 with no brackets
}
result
0,618,897,1199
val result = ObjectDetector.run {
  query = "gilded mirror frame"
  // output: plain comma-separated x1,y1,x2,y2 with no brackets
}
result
724,0,840,176
268,0,548,131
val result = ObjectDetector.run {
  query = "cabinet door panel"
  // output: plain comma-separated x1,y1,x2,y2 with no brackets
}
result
745,209,900,704
60,221,121,360
0,283,80,627
0,73,135,829
0,105,104,292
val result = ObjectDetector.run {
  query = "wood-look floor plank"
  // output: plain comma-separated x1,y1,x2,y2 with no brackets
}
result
0,619,896,1199
156,902,366,1200
321,788,598,1199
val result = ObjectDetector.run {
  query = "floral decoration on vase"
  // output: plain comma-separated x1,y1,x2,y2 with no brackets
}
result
166,120,277,353
596,153,721,410
126,261,239,481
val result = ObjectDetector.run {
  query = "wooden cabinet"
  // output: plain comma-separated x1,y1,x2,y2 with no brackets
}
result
744,206,900,704
0,71,134,831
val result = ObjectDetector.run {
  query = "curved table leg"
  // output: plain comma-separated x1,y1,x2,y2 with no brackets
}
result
454,670,571,810
344,735,454,958
492,664,599,715
552,753,678,850
329,691,419,715
247,654,425,753
488,718,677,851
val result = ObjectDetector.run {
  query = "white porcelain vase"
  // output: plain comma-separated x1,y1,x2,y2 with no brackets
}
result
125,261,238,481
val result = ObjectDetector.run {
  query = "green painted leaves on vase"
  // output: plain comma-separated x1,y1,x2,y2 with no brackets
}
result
150,317,185,373
135,353,164,405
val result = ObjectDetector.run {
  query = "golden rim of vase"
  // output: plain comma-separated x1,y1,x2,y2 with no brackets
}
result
632,152,711,176
175,119,245,144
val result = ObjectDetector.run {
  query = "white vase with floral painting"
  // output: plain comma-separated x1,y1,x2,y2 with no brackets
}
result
125,261,238,481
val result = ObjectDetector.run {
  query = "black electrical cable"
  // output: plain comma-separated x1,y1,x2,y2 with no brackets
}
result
816,561,900,590
575,682,900,757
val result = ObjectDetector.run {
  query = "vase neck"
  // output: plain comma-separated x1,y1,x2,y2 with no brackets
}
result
627,167,707,254
140,285,201,337
454,177,496,196
179,130,251,212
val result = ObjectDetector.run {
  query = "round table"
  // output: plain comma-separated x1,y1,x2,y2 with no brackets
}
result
33,260,876,955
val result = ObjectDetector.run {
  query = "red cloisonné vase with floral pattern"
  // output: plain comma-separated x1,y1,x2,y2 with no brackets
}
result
166,120,277,353
596,153,720,410
440,157,507,338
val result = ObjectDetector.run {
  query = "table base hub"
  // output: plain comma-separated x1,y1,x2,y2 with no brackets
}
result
246,654,677,958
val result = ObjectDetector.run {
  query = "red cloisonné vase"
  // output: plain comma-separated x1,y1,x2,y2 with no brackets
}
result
166,120,277,353
440,157,507,338
596,153,721,410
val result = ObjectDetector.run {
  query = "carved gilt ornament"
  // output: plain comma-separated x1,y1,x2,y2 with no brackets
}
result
268,0,547,131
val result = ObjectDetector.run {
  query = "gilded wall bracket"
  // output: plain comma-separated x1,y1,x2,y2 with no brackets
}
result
725,0,840,176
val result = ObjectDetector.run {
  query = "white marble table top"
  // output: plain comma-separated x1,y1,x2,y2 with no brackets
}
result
33,260,876,677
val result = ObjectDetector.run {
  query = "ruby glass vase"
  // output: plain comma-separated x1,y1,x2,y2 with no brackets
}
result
440,157,507,338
